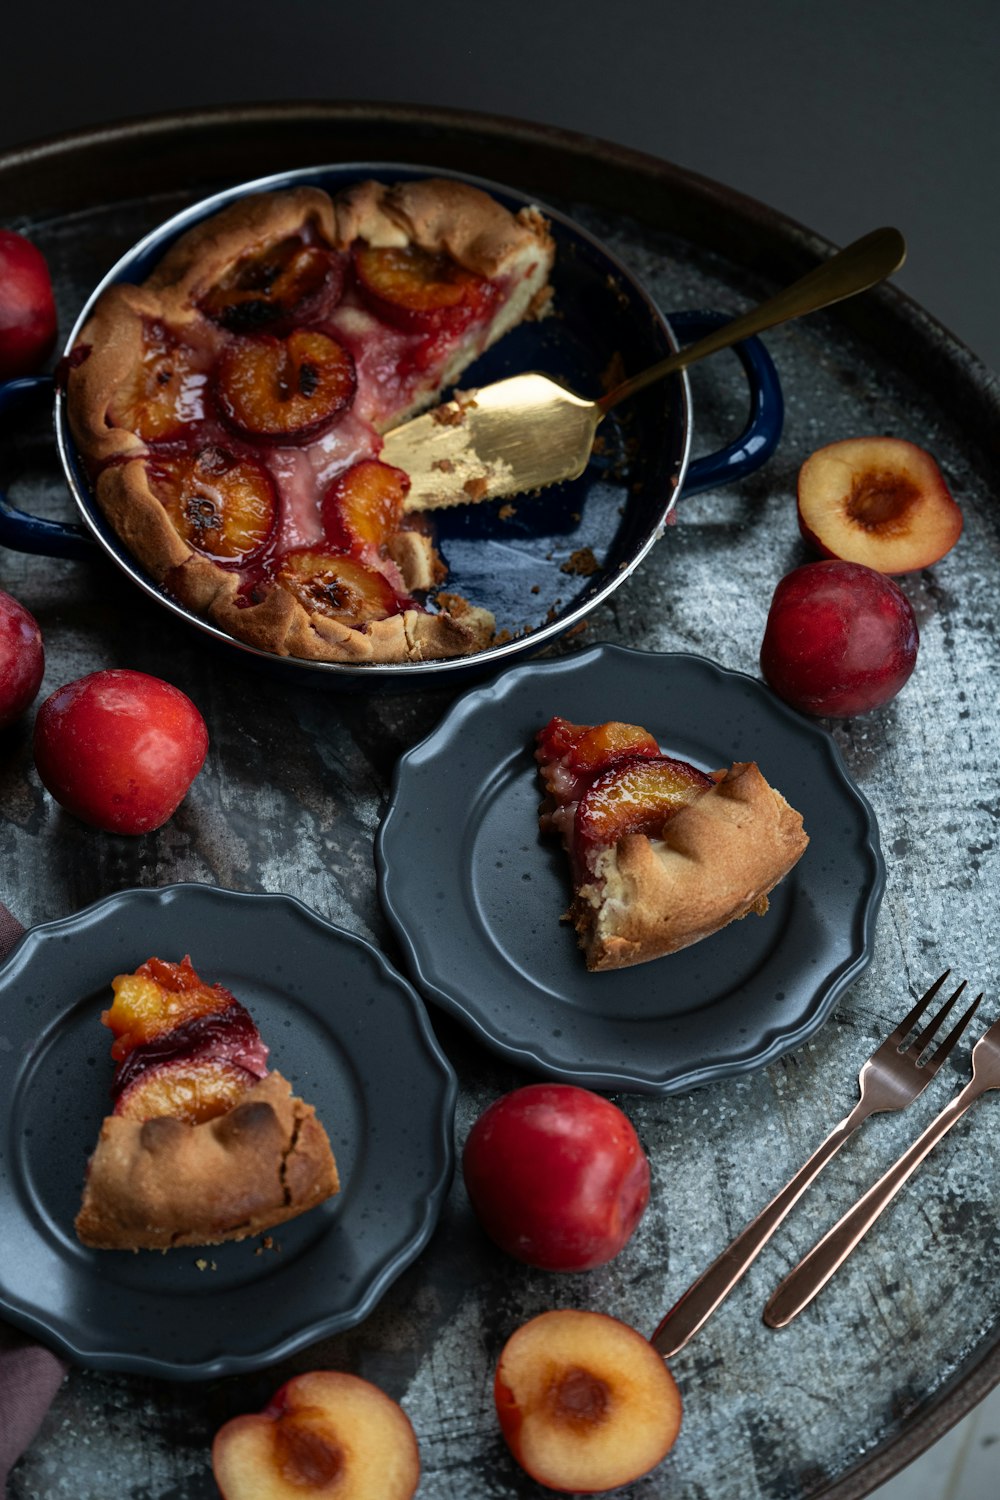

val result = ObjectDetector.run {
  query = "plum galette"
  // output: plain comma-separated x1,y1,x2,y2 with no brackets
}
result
65,178,555,664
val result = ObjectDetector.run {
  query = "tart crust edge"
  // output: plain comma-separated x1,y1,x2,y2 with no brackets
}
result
75,1071,340,1250
573,761,809,971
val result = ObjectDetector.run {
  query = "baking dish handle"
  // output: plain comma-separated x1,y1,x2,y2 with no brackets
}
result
0,374,93,559
667,309,784,497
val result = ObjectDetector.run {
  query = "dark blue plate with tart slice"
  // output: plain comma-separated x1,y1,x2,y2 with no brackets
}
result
0,883,456,1379
377,644,884,1093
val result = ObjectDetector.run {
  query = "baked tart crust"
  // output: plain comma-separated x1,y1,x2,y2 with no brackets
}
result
65,179,554,664
75,1071,339,1251
574,761,809,971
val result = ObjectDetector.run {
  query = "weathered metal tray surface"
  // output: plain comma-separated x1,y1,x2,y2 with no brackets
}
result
2,103,999,1500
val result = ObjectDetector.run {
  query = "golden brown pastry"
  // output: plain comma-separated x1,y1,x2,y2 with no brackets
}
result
75,956,339,1250
535,717,809,971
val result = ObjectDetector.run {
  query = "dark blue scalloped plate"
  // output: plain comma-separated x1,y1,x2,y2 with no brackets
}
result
377,645,884,1093
0,884,456,1380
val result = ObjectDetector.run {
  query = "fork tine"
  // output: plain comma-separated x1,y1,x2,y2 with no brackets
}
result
918,991,984,1076
909,978,968,1054
883,969,951,1048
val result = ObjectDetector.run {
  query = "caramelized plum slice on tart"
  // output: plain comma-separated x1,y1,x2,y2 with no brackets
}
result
321,458,411,552
215,329,357,444
275,547,404,625
75,955,339,1250
575,755,716,871
106,320,205,442
535,716,809,971
147,444,277,561
200,238,346,333
353,242,498,333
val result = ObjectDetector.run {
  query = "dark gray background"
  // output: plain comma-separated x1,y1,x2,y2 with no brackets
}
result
1,0,998,372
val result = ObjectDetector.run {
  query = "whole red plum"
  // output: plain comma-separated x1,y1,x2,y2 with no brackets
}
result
0,589,44,728
462,1083,650,1271
0,229,57,380
33,669,208,834
760,559,919,717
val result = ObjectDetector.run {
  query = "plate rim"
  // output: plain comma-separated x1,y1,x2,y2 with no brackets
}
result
0,881,458,1380
377,641,886,1093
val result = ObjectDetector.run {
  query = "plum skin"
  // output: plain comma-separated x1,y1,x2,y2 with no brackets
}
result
0,590,44,728
0,229,57,380
462,1084,650,1272
760,560,919,717
33,668,208,834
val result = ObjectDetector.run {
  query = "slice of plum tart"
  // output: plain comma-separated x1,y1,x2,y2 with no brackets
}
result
65,178,555,664
535,716,809,971
75,956,339,1250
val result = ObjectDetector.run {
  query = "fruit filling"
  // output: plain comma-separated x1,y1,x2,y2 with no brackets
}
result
200,238,346,333
354,242,498,333
321,458,410,552
536,716,660,807
216,330,357,444
535,717,713,874
108,321,207,441
274,547,405,623
115,1057,259,1125
102,956,238,1059
575,754,715,868
147,445,277,561
100,955,269,1123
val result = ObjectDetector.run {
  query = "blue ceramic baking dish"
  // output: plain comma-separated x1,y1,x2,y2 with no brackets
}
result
0,163,783,687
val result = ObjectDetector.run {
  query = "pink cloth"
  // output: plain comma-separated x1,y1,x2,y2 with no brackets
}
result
0,909,68,1495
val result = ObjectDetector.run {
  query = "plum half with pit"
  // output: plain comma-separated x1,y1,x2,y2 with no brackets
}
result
760,559,919,717
494,1309,682,1493
797,436,962,573
212,1370,420,1500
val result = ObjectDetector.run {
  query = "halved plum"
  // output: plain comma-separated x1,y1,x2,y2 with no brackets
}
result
147,444,277,561
797,436,962,574
212,1371,420,1500
108,319,203,441
215,330,356,444
200,239,346,333
575,754,714,863
321,458,411,551
275,547,402,625
354,243,497,333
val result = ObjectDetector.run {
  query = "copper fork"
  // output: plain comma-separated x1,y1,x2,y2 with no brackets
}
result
765,1006,999,1328
652,972,981,1359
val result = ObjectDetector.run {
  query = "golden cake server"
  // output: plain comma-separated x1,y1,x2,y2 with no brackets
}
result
390,226,905,513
